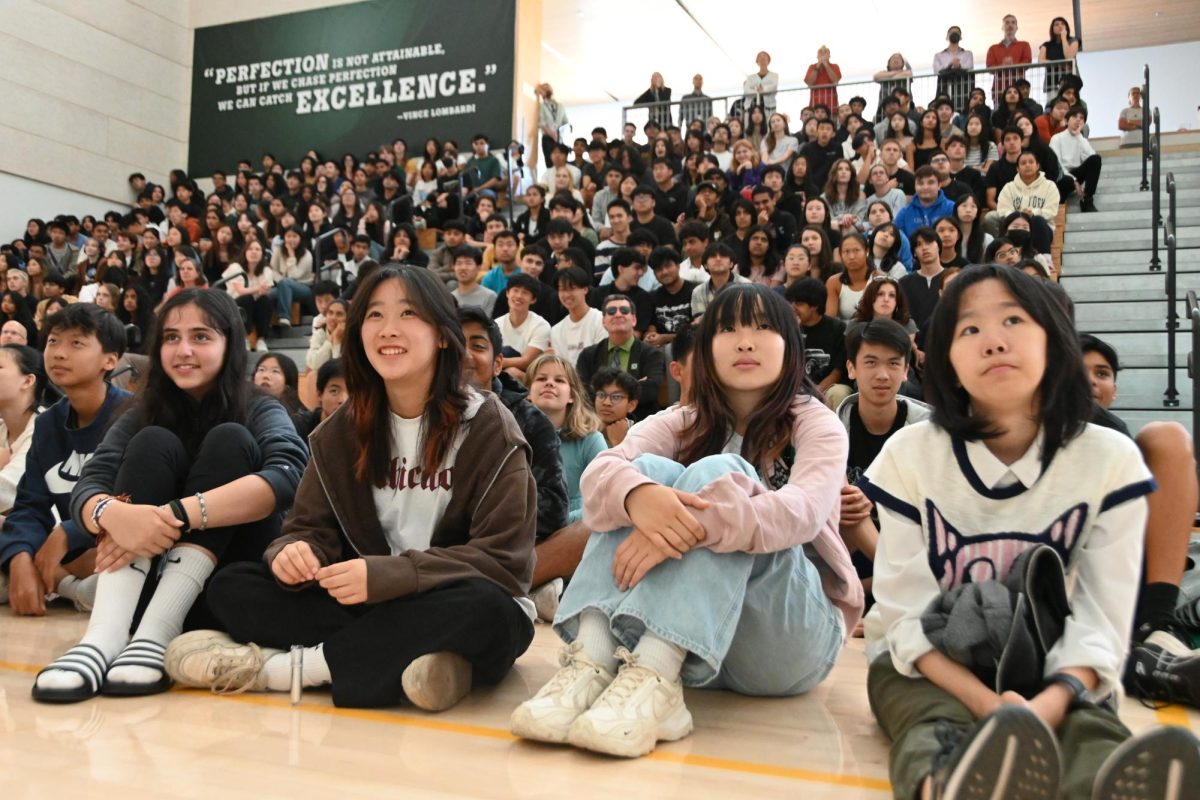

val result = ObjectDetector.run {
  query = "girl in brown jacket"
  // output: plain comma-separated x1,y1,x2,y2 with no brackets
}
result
165,265,539,711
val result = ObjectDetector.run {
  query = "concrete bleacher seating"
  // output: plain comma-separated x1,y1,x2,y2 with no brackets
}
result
1063,135,1200,434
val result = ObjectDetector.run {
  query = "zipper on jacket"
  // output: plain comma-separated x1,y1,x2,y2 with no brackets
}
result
311,456,362,557
472,446,519,518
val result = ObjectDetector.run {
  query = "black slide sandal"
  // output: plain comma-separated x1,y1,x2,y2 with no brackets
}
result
31,643,107,704
101,639,174,697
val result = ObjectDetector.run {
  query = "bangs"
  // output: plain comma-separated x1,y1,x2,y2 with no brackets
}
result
710,285,791,333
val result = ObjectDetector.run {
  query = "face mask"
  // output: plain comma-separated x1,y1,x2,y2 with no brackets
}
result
949,32,962,44
1007,229,1030,247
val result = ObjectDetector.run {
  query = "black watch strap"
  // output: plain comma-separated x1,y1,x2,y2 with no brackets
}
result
1047,672,1091,704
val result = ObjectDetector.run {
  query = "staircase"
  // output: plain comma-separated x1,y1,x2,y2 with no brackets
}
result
263,316,314,375
1063,141,1200,434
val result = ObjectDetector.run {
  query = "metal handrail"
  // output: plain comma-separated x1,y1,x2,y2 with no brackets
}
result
1140,64,1151,191
1164,171,1179,407
1187,290,1199,449
619,59,1078,128
1149,107,1162,272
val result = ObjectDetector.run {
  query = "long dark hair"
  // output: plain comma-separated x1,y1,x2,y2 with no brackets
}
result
117,283,155,352
923,265,1091,466
1,344,47,411
868,223,903,273
342,266,469,485
679,285,815,469
801,224,838,282
853,275,911,325
137,289,249,453
955,195,987,263
737,225,779,279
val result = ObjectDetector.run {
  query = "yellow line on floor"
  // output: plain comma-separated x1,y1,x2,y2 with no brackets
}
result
1,660,892,793
1156,703,1192,728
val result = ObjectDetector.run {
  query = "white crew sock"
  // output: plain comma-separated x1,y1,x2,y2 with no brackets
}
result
106,547,215,687
261,644,332,692
56,574,99,612
576,608,620,673
34,557,151,692
632,632,687,681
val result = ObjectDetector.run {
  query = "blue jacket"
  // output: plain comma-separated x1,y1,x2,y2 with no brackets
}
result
0,384,131,568
894,191,956,241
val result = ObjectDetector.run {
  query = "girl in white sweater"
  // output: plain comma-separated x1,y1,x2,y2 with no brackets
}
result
861,265,1198,800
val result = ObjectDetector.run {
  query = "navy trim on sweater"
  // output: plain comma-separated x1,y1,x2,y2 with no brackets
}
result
951,436,1031,500
858,476,921,524
1100,478,1158,513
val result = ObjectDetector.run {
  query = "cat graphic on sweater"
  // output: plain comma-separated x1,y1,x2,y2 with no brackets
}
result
926,500,1087,590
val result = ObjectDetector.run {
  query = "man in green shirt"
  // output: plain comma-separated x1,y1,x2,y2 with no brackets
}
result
464,134,502,202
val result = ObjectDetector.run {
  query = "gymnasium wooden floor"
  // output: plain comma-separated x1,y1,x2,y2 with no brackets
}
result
0,605,1195,799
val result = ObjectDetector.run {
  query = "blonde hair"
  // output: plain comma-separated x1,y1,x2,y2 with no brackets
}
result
524,354,601,441
731,138,761,168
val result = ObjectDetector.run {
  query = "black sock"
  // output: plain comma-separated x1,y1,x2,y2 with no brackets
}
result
1136,582,1181,632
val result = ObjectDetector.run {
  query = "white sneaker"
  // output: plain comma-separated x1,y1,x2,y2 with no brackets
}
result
566,646,692,758
164,630,283,694
510,641,615,744
254,339,269,353
531,578,564,623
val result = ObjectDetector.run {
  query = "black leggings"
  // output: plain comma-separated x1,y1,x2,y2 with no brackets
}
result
209,563,534,708
1056,155,1104,202
118,424,282,629
236,293,274,339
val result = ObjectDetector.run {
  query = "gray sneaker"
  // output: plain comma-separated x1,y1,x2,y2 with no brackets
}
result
932,705,1061,800
1093,725,1200,799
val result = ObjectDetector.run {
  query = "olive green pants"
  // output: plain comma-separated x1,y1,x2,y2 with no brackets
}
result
867,655,1130,800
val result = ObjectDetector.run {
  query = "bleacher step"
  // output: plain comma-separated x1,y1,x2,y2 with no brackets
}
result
1066,207,1200,232
1063,227,1200,252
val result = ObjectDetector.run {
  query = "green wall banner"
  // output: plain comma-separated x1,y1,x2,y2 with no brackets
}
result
188,0,515,174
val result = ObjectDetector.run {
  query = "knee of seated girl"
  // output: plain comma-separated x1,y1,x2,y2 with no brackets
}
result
673,453,758,493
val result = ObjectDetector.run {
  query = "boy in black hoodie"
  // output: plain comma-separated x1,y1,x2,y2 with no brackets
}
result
458,306,567,540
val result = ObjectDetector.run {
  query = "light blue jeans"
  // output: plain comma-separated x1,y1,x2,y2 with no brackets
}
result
274,278,315,319
555,453,844,695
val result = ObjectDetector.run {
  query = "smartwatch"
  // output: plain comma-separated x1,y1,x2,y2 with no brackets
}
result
1047,672,1092,704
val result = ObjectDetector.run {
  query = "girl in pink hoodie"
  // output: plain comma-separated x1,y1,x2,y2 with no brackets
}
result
511,283,861,758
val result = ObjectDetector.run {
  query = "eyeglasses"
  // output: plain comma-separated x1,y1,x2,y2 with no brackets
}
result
594,391,627,403
604,306,633,316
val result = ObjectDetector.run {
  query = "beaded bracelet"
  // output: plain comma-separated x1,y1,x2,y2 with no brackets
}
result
194,491,209,532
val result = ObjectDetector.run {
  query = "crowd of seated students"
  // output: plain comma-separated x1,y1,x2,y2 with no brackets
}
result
0,16,1198,796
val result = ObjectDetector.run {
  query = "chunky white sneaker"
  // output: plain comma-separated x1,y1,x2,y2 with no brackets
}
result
164,630,283,694
531,578,564,623
510,641,615,744
401,652,472,712
566,646,692,758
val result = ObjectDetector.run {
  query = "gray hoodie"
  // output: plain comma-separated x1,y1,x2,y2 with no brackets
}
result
835,392,933,431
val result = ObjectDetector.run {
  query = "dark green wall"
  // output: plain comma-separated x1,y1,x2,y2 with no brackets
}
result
189,0,515,174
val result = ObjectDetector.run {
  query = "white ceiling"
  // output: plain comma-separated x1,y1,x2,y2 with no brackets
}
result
539,0,1200,106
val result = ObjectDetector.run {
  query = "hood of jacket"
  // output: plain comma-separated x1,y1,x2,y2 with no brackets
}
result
492,372,528,410
835,393,933,429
